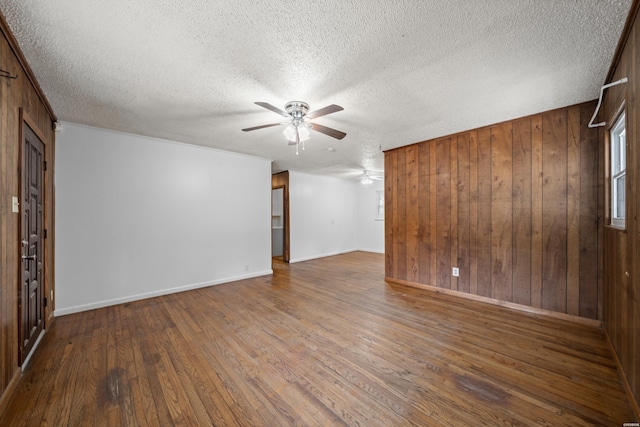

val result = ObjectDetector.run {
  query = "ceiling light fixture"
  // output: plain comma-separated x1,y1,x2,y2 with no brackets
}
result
283,120,311,155
361,176,373,186
361,171,374,186
282,102,312,155
242,101,346,155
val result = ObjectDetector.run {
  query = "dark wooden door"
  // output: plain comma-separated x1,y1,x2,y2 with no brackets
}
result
20,123,45,364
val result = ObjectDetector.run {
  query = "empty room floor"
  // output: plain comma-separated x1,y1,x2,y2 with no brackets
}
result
0,251,635,426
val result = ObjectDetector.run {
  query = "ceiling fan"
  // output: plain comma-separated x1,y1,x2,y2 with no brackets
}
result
242,101,346,154
361,170,384,185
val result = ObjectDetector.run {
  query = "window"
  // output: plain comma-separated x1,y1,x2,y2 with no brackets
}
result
610,112,626,228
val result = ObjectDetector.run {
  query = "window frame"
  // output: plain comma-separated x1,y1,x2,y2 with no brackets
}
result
608,110,626,229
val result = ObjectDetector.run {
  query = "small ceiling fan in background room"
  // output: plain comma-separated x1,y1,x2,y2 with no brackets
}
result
242,101,346,155
360,170,383,186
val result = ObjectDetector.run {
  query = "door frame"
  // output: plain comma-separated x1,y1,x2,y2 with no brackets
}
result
271,172,290,262
18,109,53,365
271,186,286,259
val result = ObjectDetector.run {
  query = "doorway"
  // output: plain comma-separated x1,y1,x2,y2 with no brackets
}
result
271,172,290,262
272,187,284,259
19,122,46,365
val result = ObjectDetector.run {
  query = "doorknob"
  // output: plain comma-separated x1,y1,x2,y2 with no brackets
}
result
21,254,36,261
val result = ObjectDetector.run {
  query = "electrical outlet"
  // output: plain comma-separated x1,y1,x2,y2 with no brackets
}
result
244,264,249,272
452,267,459,277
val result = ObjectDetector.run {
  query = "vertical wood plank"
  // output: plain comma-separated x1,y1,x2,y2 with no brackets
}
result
418,142,430,285
0,39,8,393
396,149,407,280
631,25,640,404
429,141,437,287
436,138,451,288
393,150,401,280
406,146,419,282
457,133,471,293
512,118,532,306
384,151,395,278
596,121,604,322
490,123,513,302
531,115,544,308
566,106,581,316
476,128,492,297
578,104,598,319
450,136,459,290
542,109,568,313
604,230,616,363
5,40,19,391
469,131,478,295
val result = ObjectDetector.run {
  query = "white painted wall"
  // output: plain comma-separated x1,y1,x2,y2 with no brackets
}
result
55,123,272,315
287,171,355,262
356,179,385,253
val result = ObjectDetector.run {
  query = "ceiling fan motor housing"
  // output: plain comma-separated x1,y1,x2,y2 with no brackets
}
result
285,101,309,119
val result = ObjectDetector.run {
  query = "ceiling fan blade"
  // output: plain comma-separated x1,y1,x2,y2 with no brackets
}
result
242,123,282,132
310,123,347,140
255,102,289,117
306,104,343,119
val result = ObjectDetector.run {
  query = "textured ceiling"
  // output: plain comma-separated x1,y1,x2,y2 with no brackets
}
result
0,0,632,179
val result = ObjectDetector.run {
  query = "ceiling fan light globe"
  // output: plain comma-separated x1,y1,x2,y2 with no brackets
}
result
297,125,310,141
282,124,296,141
283,123,310,142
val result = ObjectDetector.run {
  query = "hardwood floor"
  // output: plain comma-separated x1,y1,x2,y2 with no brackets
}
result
0,251,635,426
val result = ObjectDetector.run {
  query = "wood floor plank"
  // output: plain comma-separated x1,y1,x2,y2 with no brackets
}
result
0,252,635,426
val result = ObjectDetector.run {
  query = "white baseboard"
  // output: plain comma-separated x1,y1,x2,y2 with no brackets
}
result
289,248,384,263
54,269,273,316
358,248,384,254
289,249,358,263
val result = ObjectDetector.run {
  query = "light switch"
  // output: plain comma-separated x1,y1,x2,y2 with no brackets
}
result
11,197,19,213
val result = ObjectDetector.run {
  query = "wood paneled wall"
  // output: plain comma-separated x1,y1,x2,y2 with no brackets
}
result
0,11,56,411
385,101,602,319
601,0,640,413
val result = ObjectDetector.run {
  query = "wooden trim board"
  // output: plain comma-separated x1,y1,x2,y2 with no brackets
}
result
385,276,602,329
